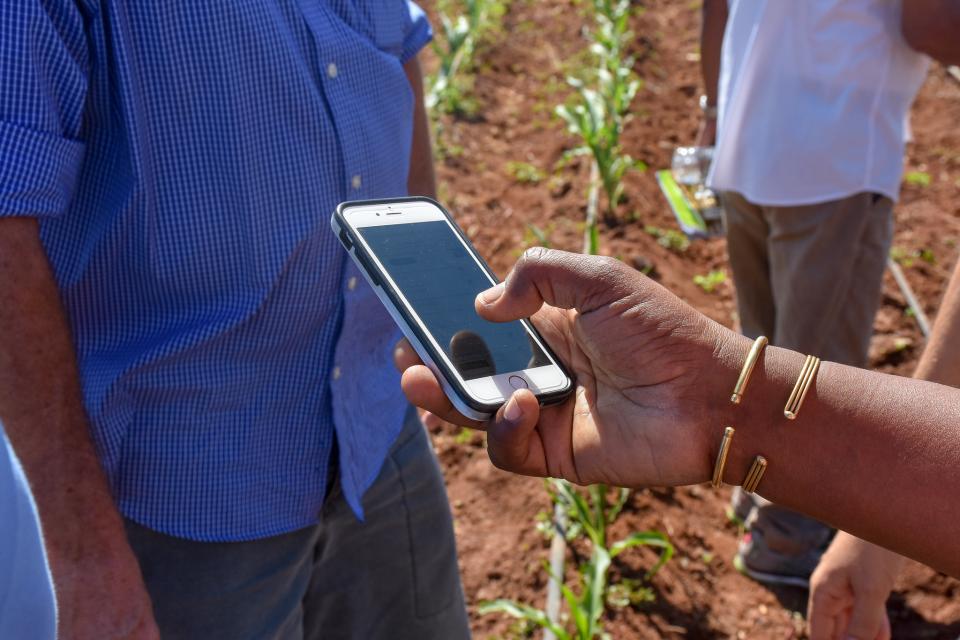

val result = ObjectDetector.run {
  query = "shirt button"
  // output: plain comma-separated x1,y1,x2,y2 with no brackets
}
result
347,276,358,291
327,62,338,79
351,174,362,190
332,366,342,380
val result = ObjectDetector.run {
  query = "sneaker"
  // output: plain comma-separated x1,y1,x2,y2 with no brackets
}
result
733,530,823,589
725,487,756,528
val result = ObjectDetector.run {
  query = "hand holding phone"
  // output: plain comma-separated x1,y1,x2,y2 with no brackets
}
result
332,197,572,420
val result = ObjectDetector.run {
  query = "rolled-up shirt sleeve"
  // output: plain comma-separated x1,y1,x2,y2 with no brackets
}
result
400,1,433,64
0,1,89,219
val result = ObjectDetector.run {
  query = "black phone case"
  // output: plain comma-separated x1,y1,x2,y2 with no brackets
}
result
332,196,573,416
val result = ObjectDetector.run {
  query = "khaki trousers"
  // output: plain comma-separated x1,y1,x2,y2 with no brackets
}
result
723,190,894,559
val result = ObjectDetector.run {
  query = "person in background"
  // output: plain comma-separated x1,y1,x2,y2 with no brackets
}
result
0,2,469,639
697,0,932,587
0,420,57,640
397,248,960,580
807,260,960,640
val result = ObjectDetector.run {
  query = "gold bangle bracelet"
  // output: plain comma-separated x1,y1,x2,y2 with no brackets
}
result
731,336,768,404
711,427,735,489
784,355,820,420
741,455,768,494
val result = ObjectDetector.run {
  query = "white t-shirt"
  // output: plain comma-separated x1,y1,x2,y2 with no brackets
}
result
707,0,930,206
0,423,57,640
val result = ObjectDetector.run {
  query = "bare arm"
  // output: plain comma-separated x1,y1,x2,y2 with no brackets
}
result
696,0,727,146
808,256,960,639
400,250,960,577
913,259,960,384
404,55,437,199
0,218,157,638
720,342,960,577
902,0,960,65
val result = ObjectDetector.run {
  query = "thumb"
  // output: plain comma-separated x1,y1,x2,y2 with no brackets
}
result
475,248,642,322
844,592,890,640
485,389,547,477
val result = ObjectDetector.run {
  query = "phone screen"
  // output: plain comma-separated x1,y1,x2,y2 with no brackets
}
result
359,220,552,380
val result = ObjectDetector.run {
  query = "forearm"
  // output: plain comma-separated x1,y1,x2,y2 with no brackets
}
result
404,55,437,199
0,219,136,578
914,259,960,384
699,0,727,108
902,0,960,65
712,334,960,576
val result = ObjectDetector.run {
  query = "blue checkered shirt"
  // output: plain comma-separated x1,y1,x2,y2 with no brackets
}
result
0,0,430,541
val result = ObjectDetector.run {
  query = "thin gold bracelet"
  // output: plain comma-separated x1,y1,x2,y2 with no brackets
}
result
711,427,735,489
731,336,768,404
784,355,820,420
741,455,768,494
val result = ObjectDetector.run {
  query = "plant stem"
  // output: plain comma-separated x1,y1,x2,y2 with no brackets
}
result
584,159,601,255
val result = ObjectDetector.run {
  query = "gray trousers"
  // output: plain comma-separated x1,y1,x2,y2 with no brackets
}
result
723,191,894,557
125,410,470,640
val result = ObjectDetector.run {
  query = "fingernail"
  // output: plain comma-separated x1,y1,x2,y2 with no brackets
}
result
478,282,505,305
503,394,523,423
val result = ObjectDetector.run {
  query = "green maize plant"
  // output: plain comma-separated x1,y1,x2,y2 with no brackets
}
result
556,0,641,252
427,0,502,116
480,480,673,639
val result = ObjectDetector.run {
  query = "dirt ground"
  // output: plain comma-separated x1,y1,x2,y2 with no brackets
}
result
420,0,960,637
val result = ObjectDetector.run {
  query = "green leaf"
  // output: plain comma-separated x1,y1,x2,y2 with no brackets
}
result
904,170,931,187
585,546,612,635
479,600,570,640
610,531,675,578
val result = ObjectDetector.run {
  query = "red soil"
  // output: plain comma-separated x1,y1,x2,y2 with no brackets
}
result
421,0,960,637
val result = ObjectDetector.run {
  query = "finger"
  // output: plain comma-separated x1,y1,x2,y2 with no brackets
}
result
844,592,889,640
807,604,839,640
419,409,443,430
475,248,642,322
393,338,422,372
836,609,851,640
485,389,547,477
878,611,891,640
808,585,846,640
400,364,486,430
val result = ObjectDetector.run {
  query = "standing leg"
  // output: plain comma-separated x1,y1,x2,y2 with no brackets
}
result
302,408,470,640
736,193,895,586
722,191,778,526
722,191,777,340
125,520,321,640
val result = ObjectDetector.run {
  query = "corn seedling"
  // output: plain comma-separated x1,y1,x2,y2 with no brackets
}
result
524,223,554,249
644,225,689,253
507,161,545,184
427,0,504,117
693,269,727,294
556,0,642,252
891,246,936,268
481,480,673,639
904,170,932,187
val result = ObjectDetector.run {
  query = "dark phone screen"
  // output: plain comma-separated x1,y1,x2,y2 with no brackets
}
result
359,220,551,380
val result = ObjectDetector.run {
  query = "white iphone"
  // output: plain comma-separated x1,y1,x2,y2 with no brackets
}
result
332,197,573,421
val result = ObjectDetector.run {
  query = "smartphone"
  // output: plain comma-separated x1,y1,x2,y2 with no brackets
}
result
332,197,573,421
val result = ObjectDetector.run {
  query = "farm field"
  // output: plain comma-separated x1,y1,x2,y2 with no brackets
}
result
419,0,960,638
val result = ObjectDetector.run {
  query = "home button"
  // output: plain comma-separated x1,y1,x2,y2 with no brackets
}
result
508,375,529,390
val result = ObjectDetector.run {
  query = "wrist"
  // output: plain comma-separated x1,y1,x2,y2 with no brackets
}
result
701,332,811,491
719,344,808,489
700,327,752,484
